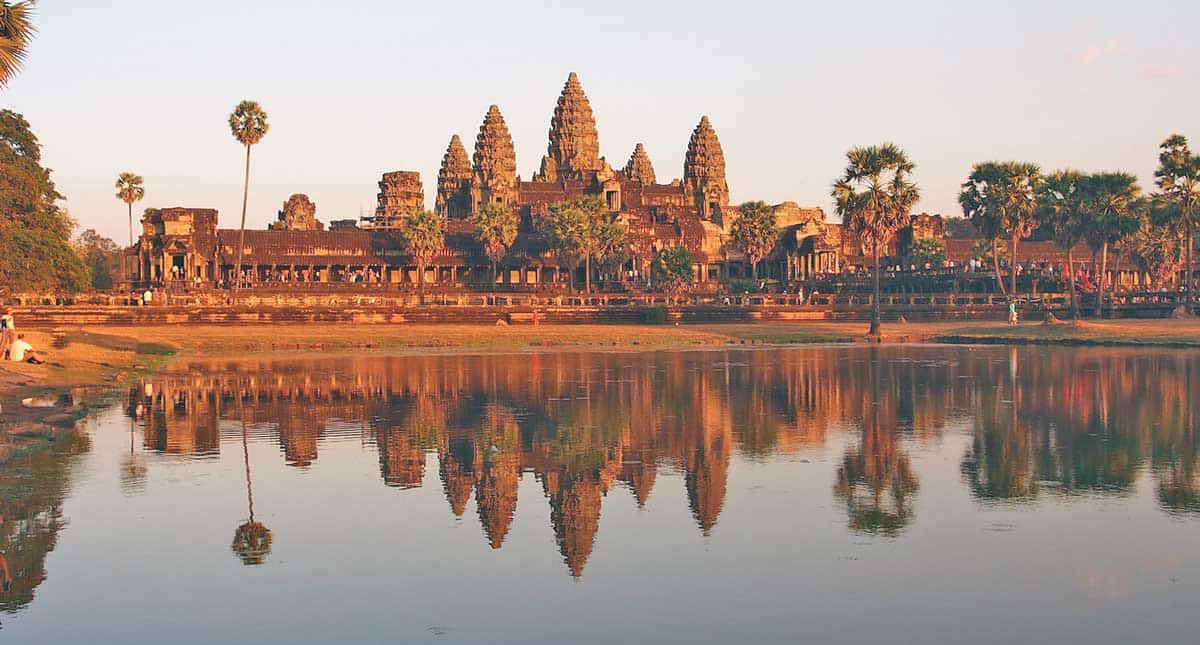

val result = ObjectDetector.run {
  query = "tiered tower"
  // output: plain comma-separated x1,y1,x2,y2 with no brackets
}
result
269,193,324,231
535,72,602,182
623,143,656,185
435,134,472,219
683,116,730,226
471,105,518,213
367,171,424,228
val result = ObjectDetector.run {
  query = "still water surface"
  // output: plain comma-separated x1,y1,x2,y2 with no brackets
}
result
2,345,1199,643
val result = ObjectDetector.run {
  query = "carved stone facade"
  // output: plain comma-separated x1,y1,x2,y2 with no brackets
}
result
366,171,424,228
435,134,472,219
269,194,324,231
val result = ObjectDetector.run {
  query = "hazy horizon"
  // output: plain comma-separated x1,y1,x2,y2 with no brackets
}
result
3,0,1197,243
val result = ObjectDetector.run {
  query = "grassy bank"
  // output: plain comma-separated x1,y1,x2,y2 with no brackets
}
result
3,318,1198,461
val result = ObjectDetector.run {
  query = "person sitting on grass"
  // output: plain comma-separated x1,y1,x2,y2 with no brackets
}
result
9,334,42,364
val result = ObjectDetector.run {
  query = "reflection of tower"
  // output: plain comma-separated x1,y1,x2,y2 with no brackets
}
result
684,424,731,536
476,451,520,549
439,434,481,517
278,413,319,468
378,428,426,489
545,473,603,579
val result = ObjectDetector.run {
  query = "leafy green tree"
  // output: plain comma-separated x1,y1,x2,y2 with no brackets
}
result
0,1,36,89
228,100,269,290
400,210,444,305
958,161,1042,298
469,201,519,290
1131,217,1185,291
729,200,777,279
1152,134,1200,312
114,172,144,246
908,237,945,270
74,229,121,290
652,245,694,292
1081,172,1143,316
541,195,625,293
832,143,920,336
1039,170,1089,320
0,109,88,293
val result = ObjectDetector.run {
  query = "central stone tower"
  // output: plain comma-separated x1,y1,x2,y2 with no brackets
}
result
436,134,472,219
683,116,730,227
535,72,603,182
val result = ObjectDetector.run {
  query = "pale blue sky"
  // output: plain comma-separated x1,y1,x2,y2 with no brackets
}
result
4,0,1197,243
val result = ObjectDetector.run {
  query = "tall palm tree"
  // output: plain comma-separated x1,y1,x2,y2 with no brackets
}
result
469,201,519,293
0,1,36,89
1082,172,1143,317
730,200,778,280
114,172,145,246
228,100,269,291
832,143,920,336
1153,135,1200,314
232,418,272,565
1039,170,1088,321
400,210,445,305
959,161,1042,298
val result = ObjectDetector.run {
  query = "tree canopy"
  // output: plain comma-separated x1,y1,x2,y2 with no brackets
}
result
229,100,269,147
652,245,693,293
729,201,777,277
541,195,627,292
0,109,88,293
959,161,1042,296
74,228,121,290
0,1,36,88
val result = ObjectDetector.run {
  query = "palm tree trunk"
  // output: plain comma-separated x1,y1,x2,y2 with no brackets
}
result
1010,233,1019,298
1067,247,1079,322
491,259,497,295
991,239,1007,296
418,261,426,305
1188,229,1195,315
1095,243,1108,318
585,255,591,295
869,245,881,336
124,201,133,286
234,144,252,293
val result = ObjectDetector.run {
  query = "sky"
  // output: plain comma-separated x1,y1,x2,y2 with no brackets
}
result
3,0,1198,244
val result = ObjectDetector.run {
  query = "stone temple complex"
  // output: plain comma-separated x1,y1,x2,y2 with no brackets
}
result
126,73,910,290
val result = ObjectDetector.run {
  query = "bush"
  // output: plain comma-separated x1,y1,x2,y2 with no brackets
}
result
641,305,668,324
730,278,757,294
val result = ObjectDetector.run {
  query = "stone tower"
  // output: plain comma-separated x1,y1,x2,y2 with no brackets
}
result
436,134,472,219
471,105,518,213
368,171,424,228
536,72,602,182
269,193,324,231
623,143,656,185
683,116,731,226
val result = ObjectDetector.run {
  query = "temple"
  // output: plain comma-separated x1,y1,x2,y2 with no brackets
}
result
124,73,931,291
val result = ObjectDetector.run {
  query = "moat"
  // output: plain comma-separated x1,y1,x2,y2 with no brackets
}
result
4,345,1199,644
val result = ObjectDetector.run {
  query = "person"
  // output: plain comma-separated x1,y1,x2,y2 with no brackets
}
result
142,289,153,306
9,334,41,364
1007,301,1018,326
0,312,15,361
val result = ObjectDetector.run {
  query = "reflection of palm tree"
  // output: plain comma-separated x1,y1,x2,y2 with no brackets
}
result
118,416,148,495
833,348,920,536
232,420,271,565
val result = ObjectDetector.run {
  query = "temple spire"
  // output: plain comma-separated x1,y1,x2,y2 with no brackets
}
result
471,105,518,212
683,115,730,225
623,143,656,185
436,134,472,218
539,72,602,181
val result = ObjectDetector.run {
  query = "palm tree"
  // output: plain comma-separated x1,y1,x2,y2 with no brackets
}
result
729,200,778,280
114,172,145,247
400,210,444,305
0,1,36,89
228,100,269,291
1152,135,1200,314
1082,172,1143,317
959,161,1042,298
1039,170,1088,321
832,143,920,336
469,201,519,293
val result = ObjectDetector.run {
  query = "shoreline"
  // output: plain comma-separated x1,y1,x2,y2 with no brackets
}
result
2,319,1199,463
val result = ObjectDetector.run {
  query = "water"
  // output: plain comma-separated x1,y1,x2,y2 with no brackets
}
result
2,345,1198,644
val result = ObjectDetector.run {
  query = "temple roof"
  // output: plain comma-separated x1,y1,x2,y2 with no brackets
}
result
683,116,728,193
473,105,518,191
623,143,656,185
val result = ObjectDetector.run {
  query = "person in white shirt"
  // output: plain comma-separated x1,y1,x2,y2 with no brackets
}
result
9,334,40,363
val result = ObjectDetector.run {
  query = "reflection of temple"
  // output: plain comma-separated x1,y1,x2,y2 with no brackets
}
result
128,346,1200,576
